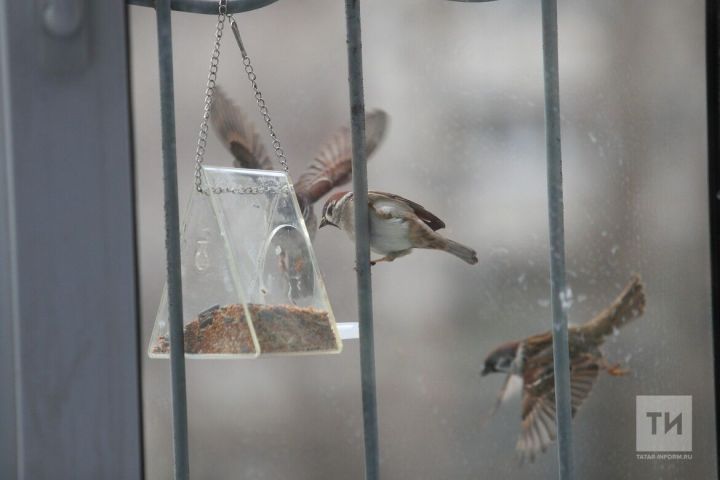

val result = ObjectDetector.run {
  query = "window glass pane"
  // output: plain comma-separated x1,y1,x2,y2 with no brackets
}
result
131,0,715,478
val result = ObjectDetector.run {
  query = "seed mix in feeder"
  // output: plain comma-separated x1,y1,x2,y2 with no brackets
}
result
151,303,338,355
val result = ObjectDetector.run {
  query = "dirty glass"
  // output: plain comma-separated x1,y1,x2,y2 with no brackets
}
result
130,0,715,478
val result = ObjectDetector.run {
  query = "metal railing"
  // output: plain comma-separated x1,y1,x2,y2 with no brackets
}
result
128,0,573,479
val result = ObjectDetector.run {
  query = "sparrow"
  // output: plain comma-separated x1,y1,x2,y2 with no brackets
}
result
210,85,389,238
480,275,646,462
319,191,479,265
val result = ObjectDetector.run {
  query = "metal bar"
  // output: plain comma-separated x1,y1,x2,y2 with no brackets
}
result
705,1,720,477
540,0,574,478
0,2,19,474
344,1,379,479
128,0,277,14
155,1,190,479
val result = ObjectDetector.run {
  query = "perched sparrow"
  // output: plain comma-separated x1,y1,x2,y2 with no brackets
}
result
481,275,646,462
320,191,479,265
210,85,389,238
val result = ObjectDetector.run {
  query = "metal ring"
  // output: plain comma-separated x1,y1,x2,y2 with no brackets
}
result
127,0,280,13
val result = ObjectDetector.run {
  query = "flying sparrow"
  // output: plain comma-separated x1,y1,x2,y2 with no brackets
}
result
481,275,646,462
210,85,389,237
319,191,479,265
210,87,389,300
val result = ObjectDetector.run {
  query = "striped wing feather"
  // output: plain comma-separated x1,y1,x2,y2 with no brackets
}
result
517,356,600,462
210,86,273,171
296,110,389,203
368,191,446,231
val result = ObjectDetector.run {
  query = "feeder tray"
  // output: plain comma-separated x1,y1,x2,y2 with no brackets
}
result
149,166,343,358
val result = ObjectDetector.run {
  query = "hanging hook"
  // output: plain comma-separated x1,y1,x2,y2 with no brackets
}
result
229,16,248,59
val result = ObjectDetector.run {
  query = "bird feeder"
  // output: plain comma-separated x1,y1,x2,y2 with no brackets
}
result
149,166,342,358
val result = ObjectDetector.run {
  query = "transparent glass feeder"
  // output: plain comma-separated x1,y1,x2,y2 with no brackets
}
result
149,166,343,358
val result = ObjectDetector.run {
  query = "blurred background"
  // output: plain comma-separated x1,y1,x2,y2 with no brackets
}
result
129,0,715,478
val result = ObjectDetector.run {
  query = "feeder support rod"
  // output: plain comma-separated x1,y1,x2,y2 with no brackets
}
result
541,0,575,478
155,1,191,479
344,1,380,479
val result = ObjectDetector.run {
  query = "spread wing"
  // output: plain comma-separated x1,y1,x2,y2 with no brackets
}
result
517,355,600,462
368,191,446,231
296,109,389,203
210,86,273,170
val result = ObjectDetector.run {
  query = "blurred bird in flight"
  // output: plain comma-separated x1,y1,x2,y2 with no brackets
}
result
481,275,646,462
210,85,389,239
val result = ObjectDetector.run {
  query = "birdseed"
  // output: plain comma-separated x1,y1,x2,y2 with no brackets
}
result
151,303,338,355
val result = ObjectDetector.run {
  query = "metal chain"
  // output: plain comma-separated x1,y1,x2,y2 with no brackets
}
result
194,0,228,193
194,1,289,194
229,16,290,173
210,183,290,195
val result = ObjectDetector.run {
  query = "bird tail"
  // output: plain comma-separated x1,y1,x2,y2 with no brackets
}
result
583,275,646,337
444,239,478,265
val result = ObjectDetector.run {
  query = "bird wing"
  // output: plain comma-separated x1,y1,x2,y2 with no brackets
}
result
295,110,389,204
210,86,274,170
516,355,600,462
580,275,646,340
368,192,446,231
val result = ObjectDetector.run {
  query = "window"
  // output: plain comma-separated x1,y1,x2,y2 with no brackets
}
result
134,0,715,478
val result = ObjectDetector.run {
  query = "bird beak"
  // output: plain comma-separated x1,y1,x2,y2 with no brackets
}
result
319,217,330,229
480,365,491,376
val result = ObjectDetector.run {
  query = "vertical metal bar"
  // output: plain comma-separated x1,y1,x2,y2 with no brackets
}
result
155,2,190,479
706,1,720,477
344,1,380,479
0,2,19,473
540,0,574,478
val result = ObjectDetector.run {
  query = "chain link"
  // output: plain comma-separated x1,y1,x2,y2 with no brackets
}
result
209,183,290,195
193,0,228,193
229,15,290,173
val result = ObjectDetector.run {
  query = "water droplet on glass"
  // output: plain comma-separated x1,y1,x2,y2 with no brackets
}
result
559,286,573,311
538,298,550,308
611,245,619,255
194,240,211,271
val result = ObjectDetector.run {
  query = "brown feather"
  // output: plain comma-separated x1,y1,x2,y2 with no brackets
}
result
580,275,645,339
296,110,389,203
517,356,600,462
210,86,273,171
368,191,446,231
